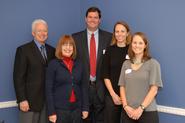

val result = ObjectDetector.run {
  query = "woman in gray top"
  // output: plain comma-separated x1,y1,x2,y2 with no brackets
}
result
118,32,163,123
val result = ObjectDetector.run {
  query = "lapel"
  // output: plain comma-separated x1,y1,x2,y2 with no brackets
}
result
82,30,90,65
45,44,52,61
30,40,46,65
97,29,104,66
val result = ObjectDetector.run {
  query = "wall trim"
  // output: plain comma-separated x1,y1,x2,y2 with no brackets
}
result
0,101,17,109
157,105,185,116
0,101,185,116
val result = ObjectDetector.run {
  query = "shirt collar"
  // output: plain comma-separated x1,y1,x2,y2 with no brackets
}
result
34,40,45,49
87,28,99,35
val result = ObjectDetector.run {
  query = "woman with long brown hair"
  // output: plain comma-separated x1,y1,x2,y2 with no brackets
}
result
102,21,131,123
119,32,163,123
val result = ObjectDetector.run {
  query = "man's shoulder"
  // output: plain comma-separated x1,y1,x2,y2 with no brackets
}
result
99,29,112,36
45,43,55,50
72,30,86,37
17,40,34,49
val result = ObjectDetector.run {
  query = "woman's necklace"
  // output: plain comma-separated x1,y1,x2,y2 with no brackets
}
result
117,41,126,47
133,58,143,65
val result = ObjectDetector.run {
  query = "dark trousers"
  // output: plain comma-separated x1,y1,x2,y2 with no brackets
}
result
0,120,4,123
83,85,104,123
56,109,82,123
104,95,122,123
121,110,159,123
19,105,48,123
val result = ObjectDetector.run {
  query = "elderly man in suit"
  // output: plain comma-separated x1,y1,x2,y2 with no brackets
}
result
72,7,112,123
13,19,55,123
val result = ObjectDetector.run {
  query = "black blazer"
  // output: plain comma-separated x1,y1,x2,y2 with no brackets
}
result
13,40,55,112
72,29,112,102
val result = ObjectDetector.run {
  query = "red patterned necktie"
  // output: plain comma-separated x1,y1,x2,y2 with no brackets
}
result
90,33,96,77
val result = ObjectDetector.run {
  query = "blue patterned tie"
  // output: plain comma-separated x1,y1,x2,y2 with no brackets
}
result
40,45,47,63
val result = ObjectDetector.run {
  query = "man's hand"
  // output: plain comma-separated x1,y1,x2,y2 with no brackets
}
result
49,114,57,123
19,100,30,112
82,111,89,119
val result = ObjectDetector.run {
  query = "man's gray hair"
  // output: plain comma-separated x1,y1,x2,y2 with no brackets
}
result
32,19,48,32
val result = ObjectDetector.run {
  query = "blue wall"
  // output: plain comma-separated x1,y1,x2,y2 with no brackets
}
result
81,0,185,122
1,0,185,123
0,0,82,122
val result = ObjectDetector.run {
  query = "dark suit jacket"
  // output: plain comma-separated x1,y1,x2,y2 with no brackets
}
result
72,29,112,102
13,40,55,112
45,59,89,115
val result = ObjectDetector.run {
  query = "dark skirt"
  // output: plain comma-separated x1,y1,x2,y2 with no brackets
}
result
56,108,82,123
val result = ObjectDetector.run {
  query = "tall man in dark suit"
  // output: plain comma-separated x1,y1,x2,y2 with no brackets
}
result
13,19,55,123
72,7,112,123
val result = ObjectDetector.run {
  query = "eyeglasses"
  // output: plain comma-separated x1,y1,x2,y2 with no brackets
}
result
35,30,48,34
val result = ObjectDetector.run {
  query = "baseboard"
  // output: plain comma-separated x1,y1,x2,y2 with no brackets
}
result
0,100,185,116
0,101,17,109
157,105,185,116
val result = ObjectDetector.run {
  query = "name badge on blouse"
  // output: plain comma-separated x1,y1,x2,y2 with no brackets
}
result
125,54,130,59
103,49,106,54
125,69,132,74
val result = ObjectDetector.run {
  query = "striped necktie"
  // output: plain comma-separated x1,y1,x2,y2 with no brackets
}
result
40,45,47,63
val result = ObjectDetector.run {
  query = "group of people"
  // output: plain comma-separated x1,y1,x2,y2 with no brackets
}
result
13,6,163,123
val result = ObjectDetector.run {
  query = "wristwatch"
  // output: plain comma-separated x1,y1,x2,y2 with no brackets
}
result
140,104,145,110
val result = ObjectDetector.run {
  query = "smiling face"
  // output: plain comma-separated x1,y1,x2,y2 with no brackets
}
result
32,22,48,44
131,35,146,56
85,11,101,32
114,24,128,45
61,43,73,58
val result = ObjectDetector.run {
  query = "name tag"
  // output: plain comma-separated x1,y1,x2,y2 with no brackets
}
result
125,69,132,74
103,49,106,54
125,54,130,59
